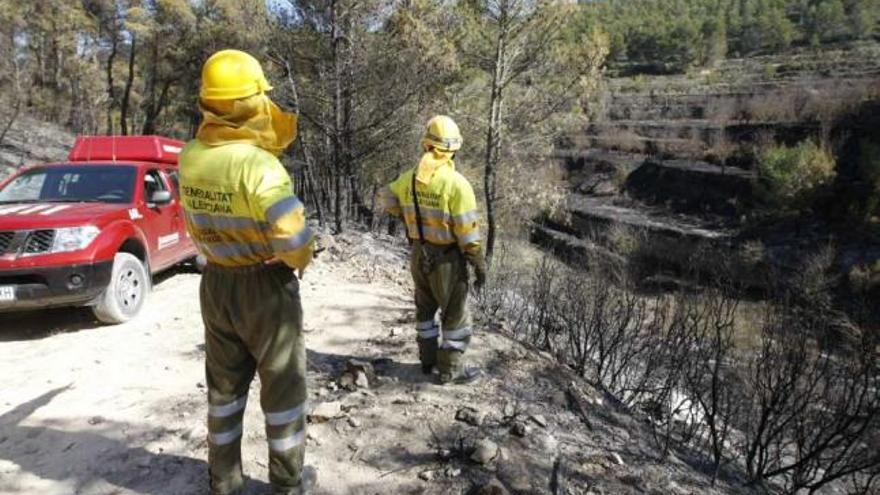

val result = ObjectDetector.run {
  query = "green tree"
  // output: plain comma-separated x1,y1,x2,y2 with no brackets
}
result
127,0,198,135
454,0,608,260
702,14,729,66
268,0,456,231
757,140,837,212
808,0,848,44
845,0,880,38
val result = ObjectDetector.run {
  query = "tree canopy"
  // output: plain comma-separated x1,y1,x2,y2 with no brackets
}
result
0,0,608,236
579,0,880,73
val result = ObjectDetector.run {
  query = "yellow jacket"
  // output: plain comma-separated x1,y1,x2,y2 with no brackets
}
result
380,155,482,257
179,140,314,270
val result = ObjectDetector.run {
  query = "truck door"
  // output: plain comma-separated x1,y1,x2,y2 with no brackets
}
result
162,167,196,261
138,169,179,271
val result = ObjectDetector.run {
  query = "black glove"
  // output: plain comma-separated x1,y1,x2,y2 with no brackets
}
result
466,253,488,292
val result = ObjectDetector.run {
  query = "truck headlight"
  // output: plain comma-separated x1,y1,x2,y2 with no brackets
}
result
51,226,101,253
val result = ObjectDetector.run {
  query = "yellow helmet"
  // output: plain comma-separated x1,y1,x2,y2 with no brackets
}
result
200,49,273,101
421,115,462,152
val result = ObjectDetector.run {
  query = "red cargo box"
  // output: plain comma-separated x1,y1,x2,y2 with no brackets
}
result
68,136,185,165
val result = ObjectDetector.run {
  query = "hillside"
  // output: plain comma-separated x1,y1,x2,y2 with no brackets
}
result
0,115,74,181
0,230,755,495
542,41,880,295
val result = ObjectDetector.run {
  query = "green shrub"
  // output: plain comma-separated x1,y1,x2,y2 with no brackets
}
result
757,140,836,211
761,63,778,80
631,74,648,91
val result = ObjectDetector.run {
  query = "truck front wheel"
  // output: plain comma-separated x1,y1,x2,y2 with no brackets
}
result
92,252,150,324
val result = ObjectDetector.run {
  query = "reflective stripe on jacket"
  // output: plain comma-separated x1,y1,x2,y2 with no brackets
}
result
179,140,314,270
380,162,482,256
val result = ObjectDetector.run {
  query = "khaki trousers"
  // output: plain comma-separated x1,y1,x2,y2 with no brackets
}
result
200,263,307,494
410,241,472,376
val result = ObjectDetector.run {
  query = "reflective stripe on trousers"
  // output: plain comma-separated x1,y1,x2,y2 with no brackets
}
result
208,393,248,446
443,326,471,340
416,320,440,339
209,423,244,446
269,429,305,452
441,339,468,351
209,394,248,418
266,403,305,426
266,402,307,453
441,326,471,352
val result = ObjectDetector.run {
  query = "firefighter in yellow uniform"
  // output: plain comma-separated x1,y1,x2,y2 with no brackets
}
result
380,116,488,384
178,50,315,495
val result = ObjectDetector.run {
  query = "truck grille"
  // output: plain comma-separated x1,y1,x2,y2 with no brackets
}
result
0,230,58,256
0,231,13,254
23,230,56,254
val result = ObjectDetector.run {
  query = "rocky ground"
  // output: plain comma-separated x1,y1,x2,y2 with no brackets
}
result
0,230,748,495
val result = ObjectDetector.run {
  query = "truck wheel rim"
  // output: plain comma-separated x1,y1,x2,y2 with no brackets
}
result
116,268,141,313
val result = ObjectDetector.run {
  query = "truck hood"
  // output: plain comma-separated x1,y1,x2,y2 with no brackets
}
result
0,202,130,230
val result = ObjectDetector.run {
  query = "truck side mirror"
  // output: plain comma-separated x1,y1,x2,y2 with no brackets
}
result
149,190,173,206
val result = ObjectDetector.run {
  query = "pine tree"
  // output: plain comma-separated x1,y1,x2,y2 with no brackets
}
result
454,0,608,260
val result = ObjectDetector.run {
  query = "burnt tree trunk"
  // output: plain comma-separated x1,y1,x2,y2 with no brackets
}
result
330,0,348,233
276,54,325,226
120,35,136,136
105,33,118,135
341,13,358,225
0,30,22,147
141,33,161,135
484,15,509,263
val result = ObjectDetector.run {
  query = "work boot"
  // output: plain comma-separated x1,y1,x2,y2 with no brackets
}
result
210,477,243,495
438,366,482,385
417,338,438,375
208,454,244,495
273,466,317,495
437,350,481,385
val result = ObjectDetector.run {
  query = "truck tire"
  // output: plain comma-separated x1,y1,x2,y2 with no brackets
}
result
92,252,150,324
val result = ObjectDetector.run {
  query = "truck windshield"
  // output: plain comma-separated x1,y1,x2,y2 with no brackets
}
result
0,165,137,204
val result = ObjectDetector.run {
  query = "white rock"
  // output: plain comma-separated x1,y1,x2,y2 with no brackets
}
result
471,438,499,465
538,433,559,452
355,371,370,389
308,401,344,422
455,407,485,426
445,466,462,477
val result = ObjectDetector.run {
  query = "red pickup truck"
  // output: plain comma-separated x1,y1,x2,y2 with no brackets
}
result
0,136,199,323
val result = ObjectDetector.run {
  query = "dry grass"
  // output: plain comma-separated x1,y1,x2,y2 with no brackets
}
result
595,129,646,154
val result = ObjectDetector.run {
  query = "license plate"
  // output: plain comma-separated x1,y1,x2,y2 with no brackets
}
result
0,286,15,302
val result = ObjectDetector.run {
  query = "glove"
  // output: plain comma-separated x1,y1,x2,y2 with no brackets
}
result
466,253,488,292
265,256,305,280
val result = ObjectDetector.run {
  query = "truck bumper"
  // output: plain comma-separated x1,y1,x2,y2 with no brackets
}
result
0,261,114,312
